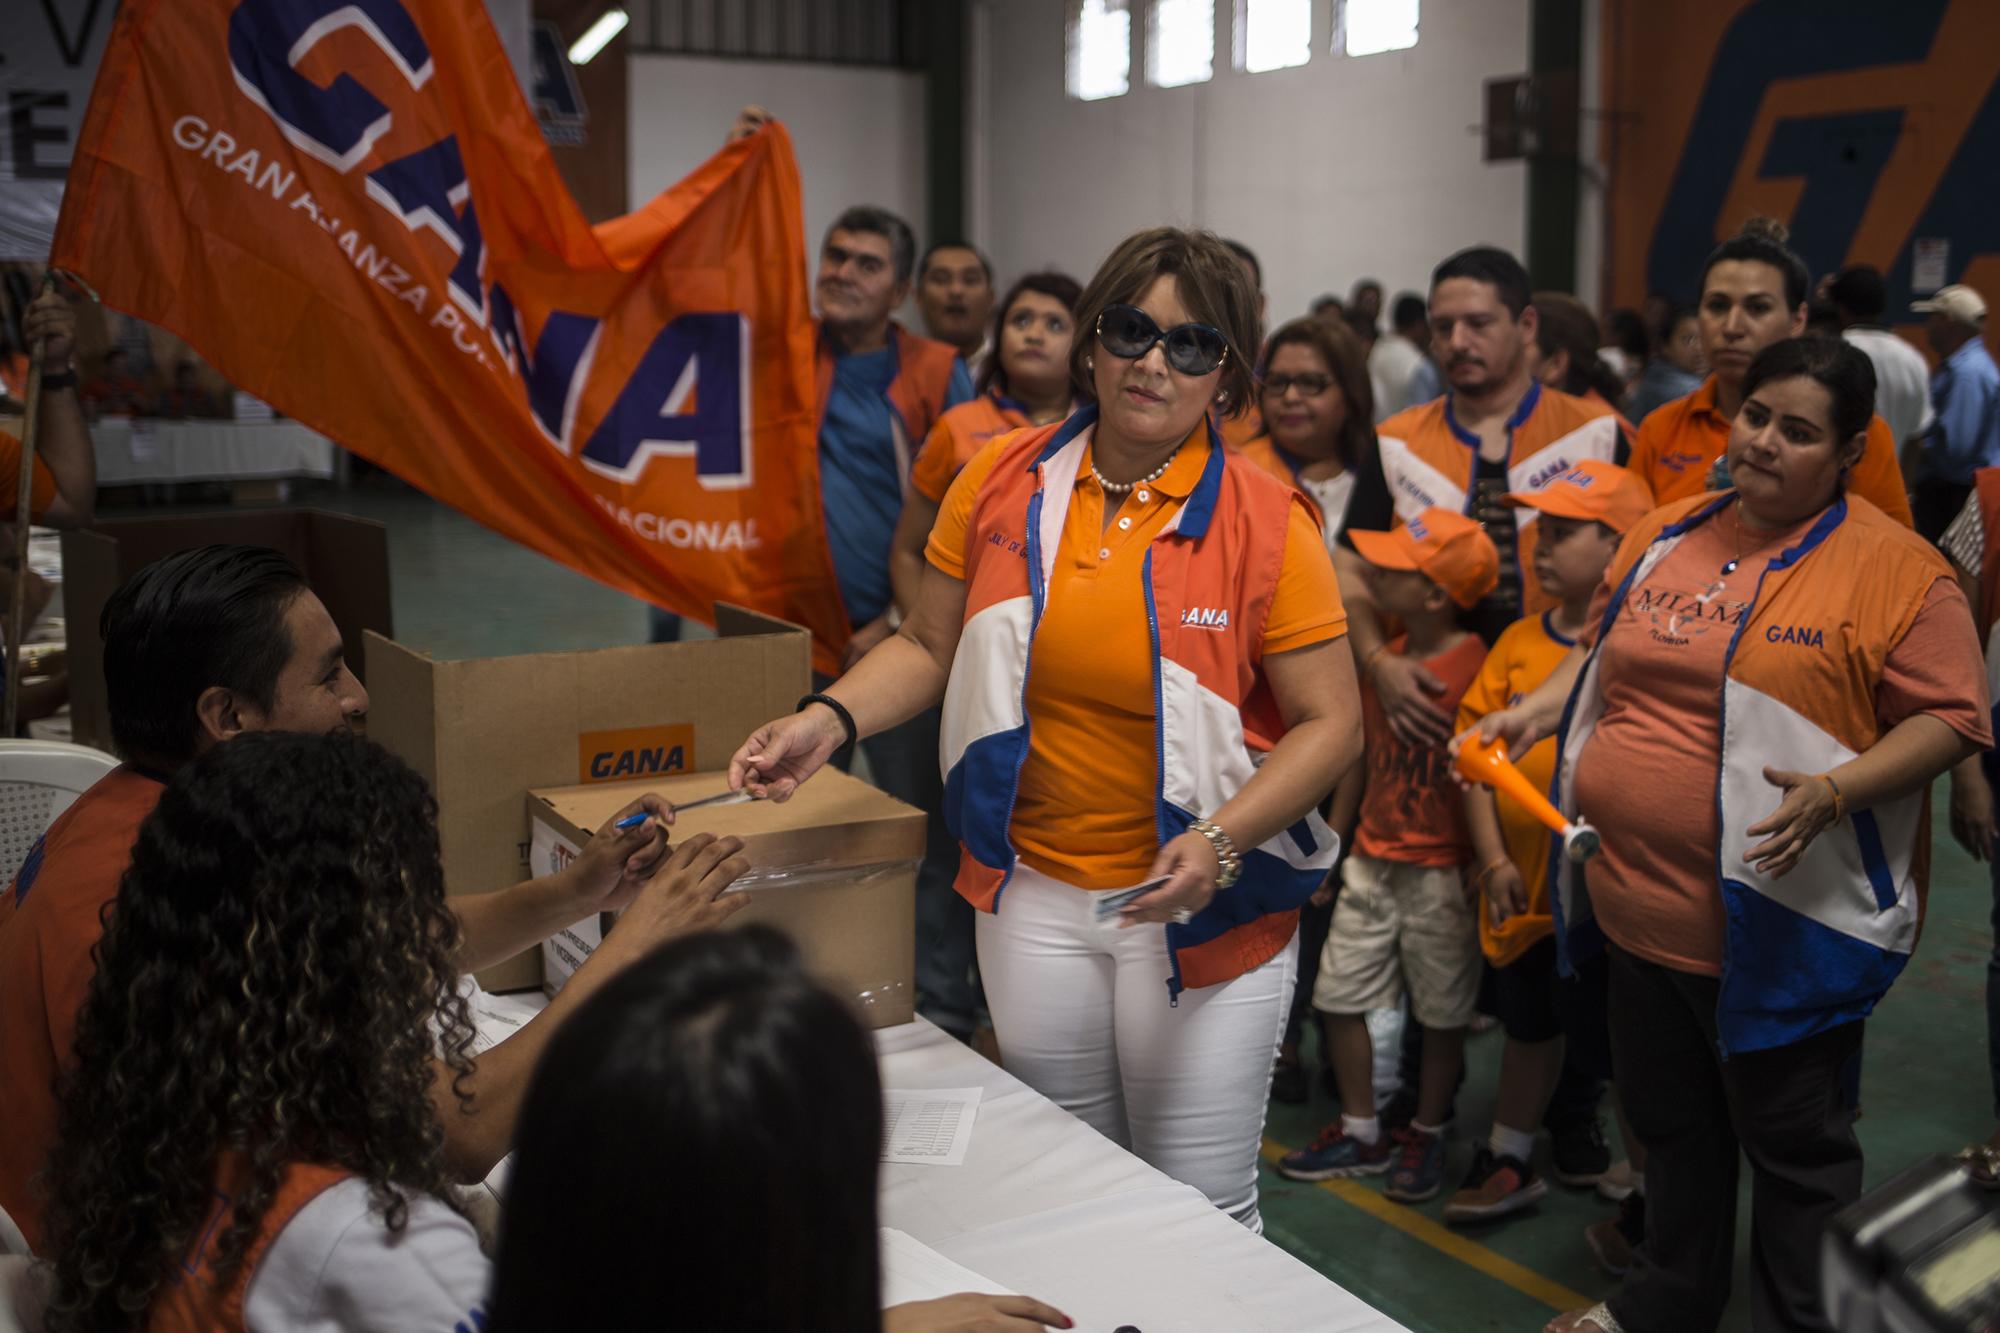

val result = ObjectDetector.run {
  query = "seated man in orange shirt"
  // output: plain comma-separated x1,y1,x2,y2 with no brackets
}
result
1,287,97,530
0,546,747,1253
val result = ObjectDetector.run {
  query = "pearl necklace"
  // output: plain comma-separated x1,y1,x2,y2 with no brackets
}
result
1092,446,1178,496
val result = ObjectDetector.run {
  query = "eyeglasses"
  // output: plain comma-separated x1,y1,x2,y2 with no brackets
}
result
1262,373,1336,398
1095,304,1231,376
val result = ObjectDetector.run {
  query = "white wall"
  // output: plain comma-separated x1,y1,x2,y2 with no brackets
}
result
628,54,926,277
975,0,1531,325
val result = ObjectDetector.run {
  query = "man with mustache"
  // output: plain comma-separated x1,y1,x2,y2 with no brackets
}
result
1333,247,1627,745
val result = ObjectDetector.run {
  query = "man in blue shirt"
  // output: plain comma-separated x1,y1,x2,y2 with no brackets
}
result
812,204,979,1038
1915,284,2000,542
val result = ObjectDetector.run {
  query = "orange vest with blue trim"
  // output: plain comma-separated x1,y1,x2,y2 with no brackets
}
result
814,321,962,484
1376,383,1623,612
1553,490,1951,1054
149,1157,352,1332
940,404,1341,999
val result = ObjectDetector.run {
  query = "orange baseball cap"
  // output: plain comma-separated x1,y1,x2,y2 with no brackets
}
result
1504,459,1655,534
1349,507,1501,609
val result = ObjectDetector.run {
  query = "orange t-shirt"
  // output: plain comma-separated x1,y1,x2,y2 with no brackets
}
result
1627,377,1913,527
1354,632,1490,868
1573,510,1990,976
0,765,165,1251
0,429,61,519
928,426,1347,889
1454,611,1576,965
910,393,1033,503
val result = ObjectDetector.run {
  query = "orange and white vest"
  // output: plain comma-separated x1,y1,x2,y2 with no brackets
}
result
151,1158,351,1332
1553,490,1952,1054
1377,383,1623,611
939,405,1340,999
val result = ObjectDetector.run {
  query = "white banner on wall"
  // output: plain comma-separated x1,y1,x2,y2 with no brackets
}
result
0,0,117,260
0,0,533,262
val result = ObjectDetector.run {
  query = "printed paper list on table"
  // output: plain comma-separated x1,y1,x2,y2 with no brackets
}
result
882,1086,983,1166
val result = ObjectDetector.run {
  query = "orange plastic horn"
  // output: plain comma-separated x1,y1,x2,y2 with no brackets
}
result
1455,733,1601,864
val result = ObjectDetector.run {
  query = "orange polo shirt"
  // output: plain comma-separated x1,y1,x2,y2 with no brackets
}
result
1627,376,1913,526
0,765,166,1251
1455,611,1575,965
929,425,1347,889
910,392,1035,503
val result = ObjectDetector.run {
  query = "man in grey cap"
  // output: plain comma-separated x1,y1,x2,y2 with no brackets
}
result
1912,284,2000,541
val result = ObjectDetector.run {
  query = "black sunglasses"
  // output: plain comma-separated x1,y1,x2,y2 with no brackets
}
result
1095,304,1231,377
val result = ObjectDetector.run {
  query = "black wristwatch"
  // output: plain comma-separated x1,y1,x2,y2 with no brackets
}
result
38,367,77,391
797,692,858,761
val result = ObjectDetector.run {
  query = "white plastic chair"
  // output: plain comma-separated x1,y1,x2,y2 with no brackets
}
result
0,1201,27,1259
0,741,120,886
0,1254,47,1333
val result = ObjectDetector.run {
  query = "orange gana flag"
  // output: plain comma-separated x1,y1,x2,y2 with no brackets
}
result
53,0,851,672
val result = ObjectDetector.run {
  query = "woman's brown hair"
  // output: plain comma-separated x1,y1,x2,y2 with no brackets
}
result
1069,226,1261,419
1262,315,1377,470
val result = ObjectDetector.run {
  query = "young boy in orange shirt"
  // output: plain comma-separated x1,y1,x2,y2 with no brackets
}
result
1278,507,1499,1204
1444,461,1653,1231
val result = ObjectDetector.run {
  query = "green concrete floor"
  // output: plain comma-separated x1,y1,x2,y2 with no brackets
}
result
157,481,1999,1333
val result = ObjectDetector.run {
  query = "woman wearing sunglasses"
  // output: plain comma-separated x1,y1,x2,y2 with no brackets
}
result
731,227,1361,1230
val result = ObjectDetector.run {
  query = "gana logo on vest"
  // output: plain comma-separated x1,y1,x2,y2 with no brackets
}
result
1525,457,1575,489
1181,607,1231,630
1764,624,1826,649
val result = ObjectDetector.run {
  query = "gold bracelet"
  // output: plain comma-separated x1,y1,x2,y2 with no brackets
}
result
1819,772,1845,823
1473,858,1511,889
1362,643,1391,679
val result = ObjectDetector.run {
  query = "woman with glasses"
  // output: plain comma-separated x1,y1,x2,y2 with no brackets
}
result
1234,315,1377,1105
1239,315,1378,544
728,227,1361,1230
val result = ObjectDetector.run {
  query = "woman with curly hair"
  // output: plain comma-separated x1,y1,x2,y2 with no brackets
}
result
39,730,749,1333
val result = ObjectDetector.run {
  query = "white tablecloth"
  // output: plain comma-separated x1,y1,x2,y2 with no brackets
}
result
876,1019,1405,1333
91,419,337,485
469,988,1404,1332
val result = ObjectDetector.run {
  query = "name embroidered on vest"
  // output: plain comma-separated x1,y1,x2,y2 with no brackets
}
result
1180,607,1231,630
1660,449,1706,474
1763,624,1826,648
1394,471,1440,509
1525,457,1575,489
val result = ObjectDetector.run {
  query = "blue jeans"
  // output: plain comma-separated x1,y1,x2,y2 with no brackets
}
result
816,672,983,1038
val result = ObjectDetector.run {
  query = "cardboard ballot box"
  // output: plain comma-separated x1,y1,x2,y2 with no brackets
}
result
528,769,922,1028
62,508,392,752
366,606,813,992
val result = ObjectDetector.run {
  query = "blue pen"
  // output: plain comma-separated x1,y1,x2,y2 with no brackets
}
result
615,789,754,831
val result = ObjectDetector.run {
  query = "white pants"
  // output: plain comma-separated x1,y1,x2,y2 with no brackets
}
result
975,864,1297,1231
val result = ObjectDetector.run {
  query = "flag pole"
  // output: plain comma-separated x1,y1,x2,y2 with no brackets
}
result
4,272,58,738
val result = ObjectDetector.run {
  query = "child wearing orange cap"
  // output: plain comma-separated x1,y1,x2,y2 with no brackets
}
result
1444,460,1654,1235
1278,507,1499,1204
